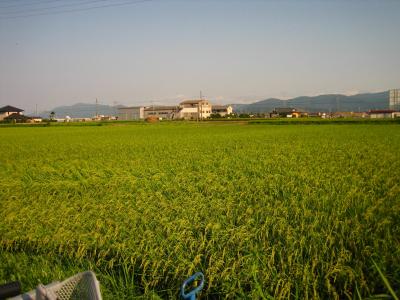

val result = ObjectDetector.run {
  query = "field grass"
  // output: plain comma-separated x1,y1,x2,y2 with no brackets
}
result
0,123,399,299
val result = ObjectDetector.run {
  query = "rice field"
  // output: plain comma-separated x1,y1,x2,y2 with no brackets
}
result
0,122,399,299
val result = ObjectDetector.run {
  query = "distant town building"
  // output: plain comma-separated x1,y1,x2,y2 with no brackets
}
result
308,112,323,118
27,116,43,123
55,118,67,122
271,107,308,118
94,115,116,121
117,107,144,120
144,106,179,120
212,105,233,117
331,111,367,118
389,89,400,111
369,110,396,119
349,112,367,118
117,99,221,120
179,99,212,120
0,105,24,121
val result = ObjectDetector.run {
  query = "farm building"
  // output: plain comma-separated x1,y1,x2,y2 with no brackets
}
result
211,105,233,117
0,105,24,121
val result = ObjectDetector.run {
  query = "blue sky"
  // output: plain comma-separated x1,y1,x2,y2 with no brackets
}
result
0,0,399,113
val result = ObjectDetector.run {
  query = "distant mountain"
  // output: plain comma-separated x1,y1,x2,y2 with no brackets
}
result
40,103,119,118
232,91,389,113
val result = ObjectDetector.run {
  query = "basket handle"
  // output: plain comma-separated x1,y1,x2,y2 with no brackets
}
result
180,272,204,300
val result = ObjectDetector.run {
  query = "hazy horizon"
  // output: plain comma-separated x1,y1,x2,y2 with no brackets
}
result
1,0,399,114
19,89,392,115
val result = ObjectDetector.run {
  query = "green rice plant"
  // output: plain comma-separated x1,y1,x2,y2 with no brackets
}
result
372,259,399,300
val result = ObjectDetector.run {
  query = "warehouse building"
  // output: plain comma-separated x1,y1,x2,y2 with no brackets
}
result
117,107,144,120
144,106,179,119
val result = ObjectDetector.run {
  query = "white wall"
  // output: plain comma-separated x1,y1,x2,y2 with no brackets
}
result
179,105,212,119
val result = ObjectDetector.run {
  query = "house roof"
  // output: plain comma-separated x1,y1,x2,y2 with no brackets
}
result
0,105,24,113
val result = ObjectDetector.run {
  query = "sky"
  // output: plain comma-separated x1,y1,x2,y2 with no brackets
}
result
0,0,399,113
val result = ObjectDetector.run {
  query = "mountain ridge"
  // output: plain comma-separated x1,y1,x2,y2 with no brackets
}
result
231,91,389,113
39,103,120,118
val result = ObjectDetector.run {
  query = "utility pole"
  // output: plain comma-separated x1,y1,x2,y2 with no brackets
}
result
35,104,38,116
199,91,204,120
197,103,199,122
113,101,117,119
95,98,98,119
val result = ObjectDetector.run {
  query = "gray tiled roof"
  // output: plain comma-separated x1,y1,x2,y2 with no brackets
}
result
0,105,24,113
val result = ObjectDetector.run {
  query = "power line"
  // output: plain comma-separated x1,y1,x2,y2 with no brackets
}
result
0,0,150,19
0,0,38,4
0,0,114,16
0,0,69,10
